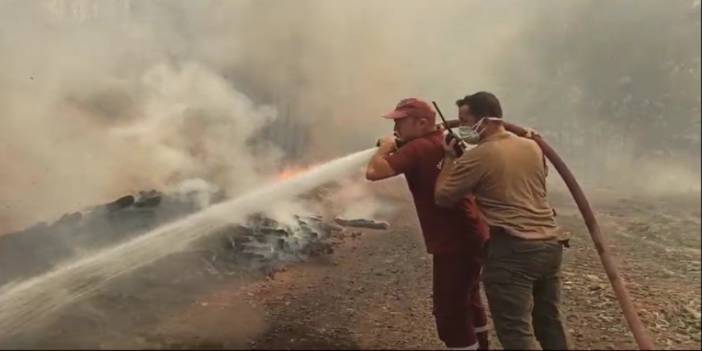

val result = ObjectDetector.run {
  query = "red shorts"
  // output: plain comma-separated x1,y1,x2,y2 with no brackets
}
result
432,253,488,348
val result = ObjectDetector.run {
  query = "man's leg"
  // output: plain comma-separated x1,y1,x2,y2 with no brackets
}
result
532,243,570,350
483,271,539,350
470,282,489,350
482,233,540,350
465,256,489,350
433,254,478,349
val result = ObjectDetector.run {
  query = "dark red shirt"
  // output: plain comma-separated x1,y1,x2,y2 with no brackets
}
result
385,131,488,255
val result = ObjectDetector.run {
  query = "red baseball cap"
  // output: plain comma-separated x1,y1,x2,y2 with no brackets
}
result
382,97,436,121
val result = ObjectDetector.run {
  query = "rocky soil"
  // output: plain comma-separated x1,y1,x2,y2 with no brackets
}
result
0,179,699,349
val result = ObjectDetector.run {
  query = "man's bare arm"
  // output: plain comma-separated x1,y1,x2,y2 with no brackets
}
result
366,137,399,181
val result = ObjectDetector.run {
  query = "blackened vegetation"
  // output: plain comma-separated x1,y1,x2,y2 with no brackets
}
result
0,189,385,288
0,190,197,287
334,218,390,230
196,215,345,276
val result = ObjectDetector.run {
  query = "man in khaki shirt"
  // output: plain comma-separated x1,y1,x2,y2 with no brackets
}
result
435,92,569,350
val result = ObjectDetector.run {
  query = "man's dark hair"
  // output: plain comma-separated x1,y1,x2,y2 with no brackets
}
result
455,91,503,118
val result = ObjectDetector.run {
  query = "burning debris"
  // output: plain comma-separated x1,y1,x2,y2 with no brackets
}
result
334,217,390,230
195,214,346,275
0,150,380,344
0,185,389,287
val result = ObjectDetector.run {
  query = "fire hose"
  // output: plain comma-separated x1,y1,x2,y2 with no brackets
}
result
502,121,654,350
432,115,655,349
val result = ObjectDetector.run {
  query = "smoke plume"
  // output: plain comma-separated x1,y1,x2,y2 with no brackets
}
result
1,0,699,232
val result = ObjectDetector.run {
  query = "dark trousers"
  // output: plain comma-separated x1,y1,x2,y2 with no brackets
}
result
433,253,488,348
482,229,569,350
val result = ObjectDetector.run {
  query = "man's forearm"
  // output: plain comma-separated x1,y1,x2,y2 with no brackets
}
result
369,148,390,170
435,155,462,207
365,143,397,180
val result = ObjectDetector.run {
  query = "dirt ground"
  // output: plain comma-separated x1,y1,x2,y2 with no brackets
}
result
2,179,700,350
240,184,701,350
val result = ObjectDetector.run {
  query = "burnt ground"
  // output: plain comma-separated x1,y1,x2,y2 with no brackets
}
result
1,179,700,350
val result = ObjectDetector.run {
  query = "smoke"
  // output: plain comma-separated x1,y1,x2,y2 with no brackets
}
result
172,178,221,209
332,178,398,220
0,148,377,339
1,0,699,232
0,1,698,348
490,0,701,194
0,1,287,231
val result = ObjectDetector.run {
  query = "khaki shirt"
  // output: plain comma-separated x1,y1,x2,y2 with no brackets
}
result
435,129,560,240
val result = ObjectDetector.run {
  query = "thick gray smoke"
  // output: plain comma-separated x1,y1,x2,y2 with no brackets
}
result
1,0,699,232
493,0,701,196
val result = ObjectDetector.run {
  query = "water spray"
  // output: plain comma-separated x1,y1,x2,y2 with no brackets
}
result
0,148,376,340
0,112,656,349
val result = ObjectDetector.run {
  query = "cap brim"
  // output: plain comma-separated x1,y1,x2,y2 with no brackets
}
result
382,110,409,119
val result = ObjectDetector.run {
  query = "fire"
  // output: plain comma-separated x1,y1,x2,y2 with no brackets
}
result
276,163,320,181
276,165,314,181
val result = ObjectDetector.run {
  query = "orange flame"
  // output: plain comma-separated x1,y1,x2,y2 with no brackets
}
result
276,163,321,181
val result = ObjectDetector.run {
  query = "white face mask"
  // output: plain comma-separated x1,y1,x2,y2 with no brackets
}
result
457,117,487,144
457,125,480,144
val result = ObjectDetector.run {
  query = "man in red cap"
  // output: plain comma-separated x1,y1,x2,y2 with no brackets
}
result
365,98,490,350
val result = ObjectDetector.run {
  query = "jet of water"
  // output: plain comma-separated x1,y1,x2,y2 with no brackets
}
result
0,148,376,340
